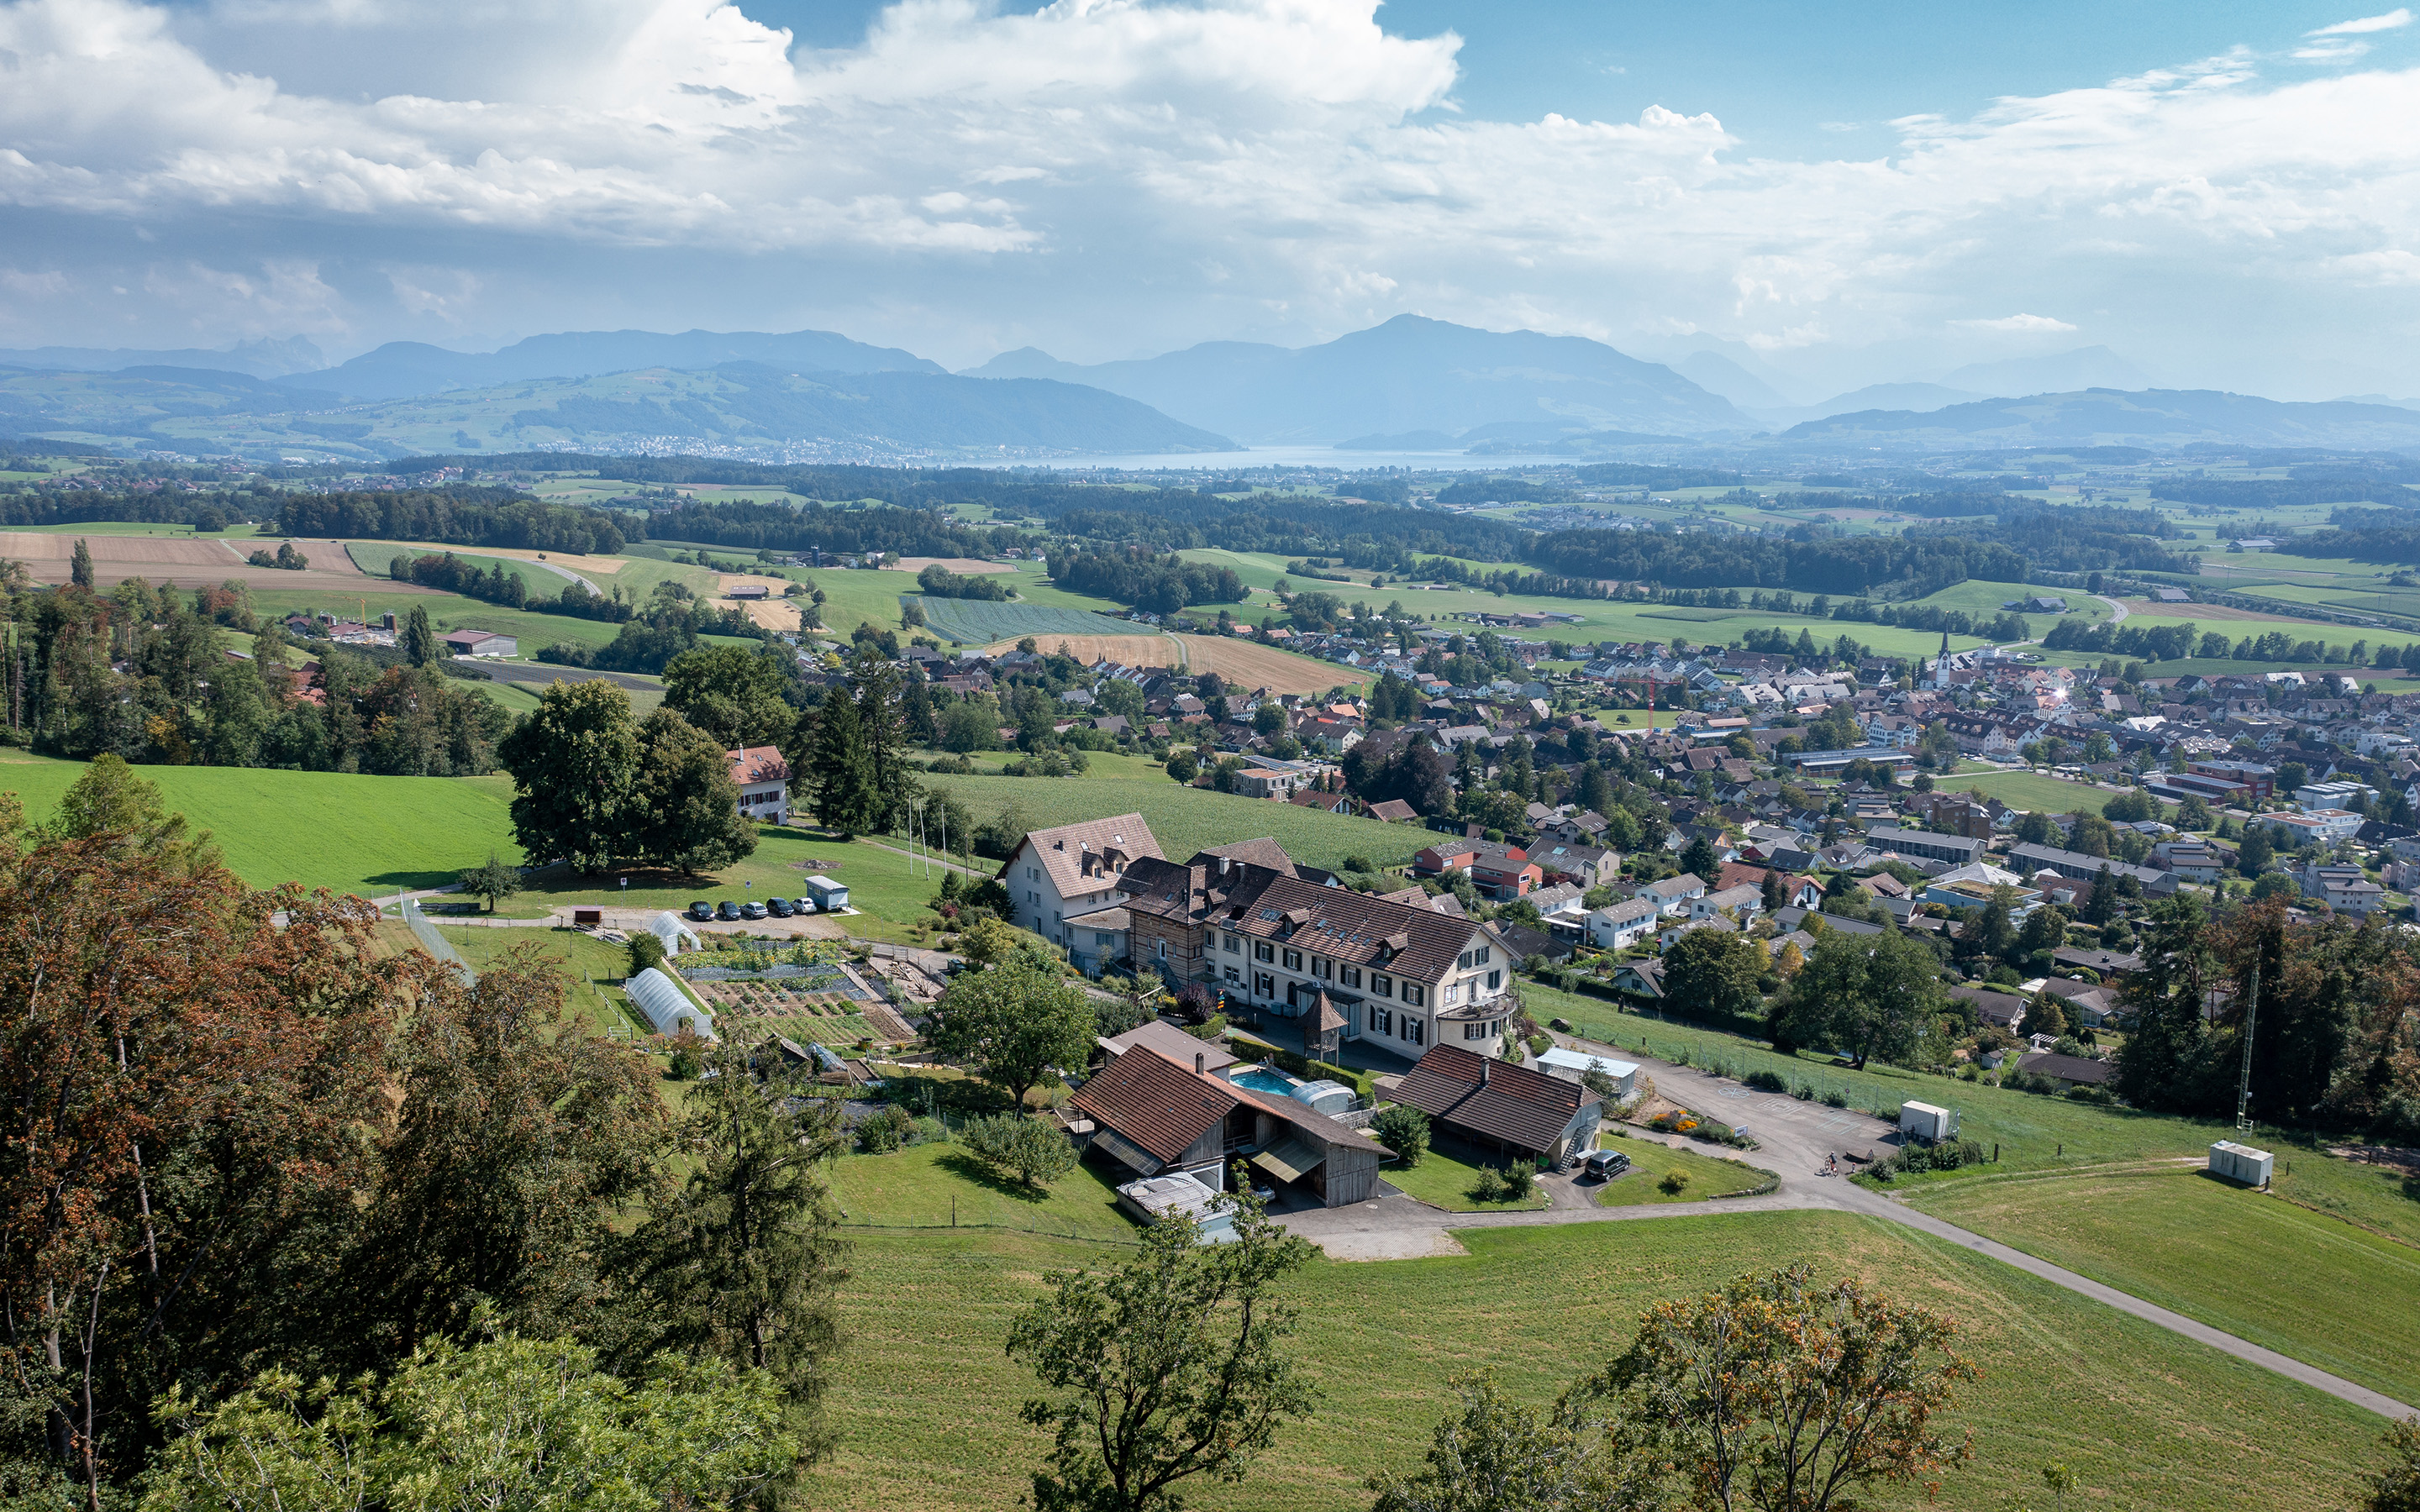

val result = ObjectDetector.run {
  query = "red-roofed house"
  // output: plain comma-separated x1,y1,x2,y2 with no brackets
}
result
728,746,792,824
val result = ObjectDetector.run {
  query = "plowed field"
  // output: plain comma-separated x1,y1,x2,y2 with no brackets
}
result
0,533,400,592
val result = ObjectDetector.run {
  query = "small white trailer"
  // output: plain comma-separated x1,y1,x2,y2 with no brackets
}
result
1899,1101,1959,1143
2209,1140,2274,1187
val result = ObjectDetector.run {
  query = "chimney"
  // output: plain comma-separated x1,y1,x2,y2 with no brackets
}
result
1196,1053,1206,1074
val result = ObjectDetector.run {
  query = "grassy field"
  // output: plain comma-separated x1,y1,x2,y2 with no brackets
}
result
0,751,520,894
807,1209,2389,1512
1381,1139,1552,1212
915,766,1431,874
1934,767,2121,816
828,1139,1142,1242
1591,1138,1774,1206
487,830,946,943
1912,1166,2420,1406
420,921,647,1035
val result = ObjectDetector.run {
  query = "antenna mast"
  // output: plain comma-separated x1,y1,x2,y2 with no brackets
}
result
2234,962,2262,1132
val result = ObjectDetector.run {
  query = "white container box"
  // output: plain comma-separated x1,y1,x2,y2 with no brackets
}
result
2209,1140,2274,1186
1900,1101,1959,1142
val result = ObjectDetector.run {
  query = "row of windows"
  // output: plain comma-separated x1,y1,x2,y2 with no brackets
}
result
1224,932,1427,1005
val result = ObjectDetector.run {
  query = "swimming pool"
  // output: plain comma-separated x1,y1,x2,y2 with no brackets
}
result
1228,1065,1299,1097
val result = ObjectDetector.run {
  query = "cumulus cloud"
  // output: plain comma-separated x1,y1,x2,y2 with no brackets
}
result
0,0,2416,386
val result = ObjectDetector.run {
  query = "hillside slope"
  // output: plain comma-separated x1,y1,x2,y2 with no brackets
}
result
280,326,945,400
1786,388,2420,449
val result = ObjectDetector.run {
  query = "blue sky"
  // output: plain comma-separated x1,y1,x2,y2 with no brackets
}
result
1,0,2416,401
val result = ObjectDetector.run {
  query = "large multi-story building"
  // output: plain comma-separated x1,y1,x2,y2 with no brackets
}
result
997,814,1164,963
1118,844,1518,1061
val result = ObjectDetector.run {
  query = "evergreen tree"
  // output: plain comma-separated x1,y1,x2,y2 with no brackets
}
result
1679,834,1718,882
402,603,439,667
2081,865,2120,926
806,696,873,837
69,537,93,589
851,645,919,834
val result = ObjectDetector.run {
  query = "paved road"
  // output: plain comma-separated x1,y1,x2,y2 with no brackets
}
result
1278,1030,2415,1419
2095,593,2130,624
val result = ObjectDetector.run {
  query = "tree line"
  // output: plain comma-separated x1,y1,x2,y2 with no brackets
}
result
276,488,628,554
1045,548,1247,612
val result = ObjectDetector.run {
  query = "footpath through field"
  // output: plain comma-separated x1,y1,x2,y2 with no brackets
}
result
1278,1029,2415,1420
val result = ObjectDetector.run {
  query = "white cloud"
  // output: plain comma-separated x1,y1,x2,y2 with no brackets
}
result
0,0,2415,386
2307,8,2412,36
1956,314,2080,333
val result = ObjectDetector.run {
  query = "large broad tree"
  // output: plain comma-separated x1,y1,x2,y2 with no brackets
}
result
1007,1188,1317,1512
145,1331,797,1512
620,1036,849,1481
634,708,757,874
926,963,1094,1113
1570,1263,1978,1512
1367,1370,1660,1512
1769,928,1946,1068
663,643,797,751
497,680,640,873
1660,926,1766,1027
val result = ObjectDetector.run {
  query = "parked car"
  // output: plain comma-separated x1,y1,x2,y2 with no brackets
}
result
1581,1148,1631,1182
739,901,766,921
792,895,818,915
766,897,795,918
687,900,713,921
715,900,742,921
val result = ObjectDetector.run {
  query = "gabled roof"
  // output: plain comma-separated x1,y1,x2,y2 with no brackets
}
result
1393,1044,1597,1153
727,745,791,785
1007,814,1165,896
1068,1047,1237,1165
1218,875,1488,987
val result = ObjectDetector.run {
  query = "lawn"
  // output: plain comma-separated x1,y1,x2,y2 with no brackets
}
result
1912,1166,2420,1406
0,751,520,895
914,768,1431,874
1591,1137,1773,1206
1517,981,2233,1179
827,1140,1143,1243
490,830,951,944
1380,1137,1550,1212
806,1210,2389,1512
416,921,645,1035
1933,767,2123,816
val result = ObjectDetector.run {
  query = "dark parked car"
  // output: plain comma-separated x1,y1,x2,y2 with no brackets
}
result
766,897,795,918
687,900,713,921
739,901,766,921
715,900,742,921
1581,1148,1631,1182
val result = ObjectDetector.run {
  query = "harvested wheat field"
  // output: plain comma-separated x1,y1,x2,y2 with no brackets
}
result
972,632,1360,696
2117,599,2322,623
372,542,630,577
886,556,1013,575
0,533,393,592
718,575,804,631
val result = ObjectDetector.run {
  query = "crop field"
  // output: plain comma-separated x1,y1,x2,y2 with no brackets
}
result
913,767,1428,874
913,596,1138,645
0,752,520,894
807,1210,2386,1512
1912,1166,2420,1407
0,531,382,591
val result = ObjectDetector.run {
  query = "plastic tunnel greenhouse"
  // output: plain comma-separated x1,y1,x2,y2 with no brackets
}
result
628,968,717,1042
650,911,702,956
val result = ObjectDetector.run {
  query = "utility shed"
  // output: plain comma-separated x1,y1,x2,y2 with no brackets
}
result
2209,1140,2274,1186
1116,1173,1237,1242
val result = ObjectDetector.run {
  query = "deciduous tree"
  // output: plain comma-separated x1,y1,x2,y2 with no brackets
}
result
1368,1370,1659,1512
1006,1187,1316,1512
928,963,1092,1113
457,850,523,912
497,680,640,873
634,708,757,874
1661,927,1765,1026
1770,930,1946,1069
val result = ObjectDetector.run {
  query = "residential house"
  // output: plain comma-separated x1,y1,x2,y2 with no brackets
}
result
1394,1045,1604,1168
1636,873,1707,916
1069,1046,1383,1206
1862,826,1987,868
998,815,1165,962
1951,983,2029,1032
2302,861,2386,916
1691,884,1765,923
726,746,792,825
1609,958,1665,998
1586,898,1660,952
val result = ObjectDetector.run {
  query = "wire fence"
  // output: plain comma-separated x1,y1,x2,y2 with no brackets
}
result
402,899,476,986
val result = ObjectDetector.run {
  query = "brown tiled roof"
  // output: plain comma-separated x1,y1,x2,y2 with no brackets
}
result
1007,814,1164,897
1069,1047,1236,1164
1117,854,1291,926
726,745,791,785
1201,838,1302,875
1218,875,1490,988
1393,1045,1594,1153
1313,991,1346,1034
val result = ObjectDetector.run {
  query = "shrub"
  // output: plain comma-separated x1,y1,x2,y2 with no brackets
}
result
1526,1032,1554,1057
1373,1105,1432,1167
627,932,667,976
855,1104,913,1154
1822,1088,1849,1108
1549,1016,1574,1033
960,1112,1078,1188
1469,1165,1507,1203
1744,1069,1788,1093
1502,1162,1536,1200
666,1047,702,1081
1689,1119,1735,1145
1660,1170,1690,1195
1791,1081,1815,1101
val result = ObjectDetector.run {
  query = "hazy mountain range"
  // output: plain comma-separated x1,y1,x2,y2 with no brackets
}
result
5,318,2417,460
